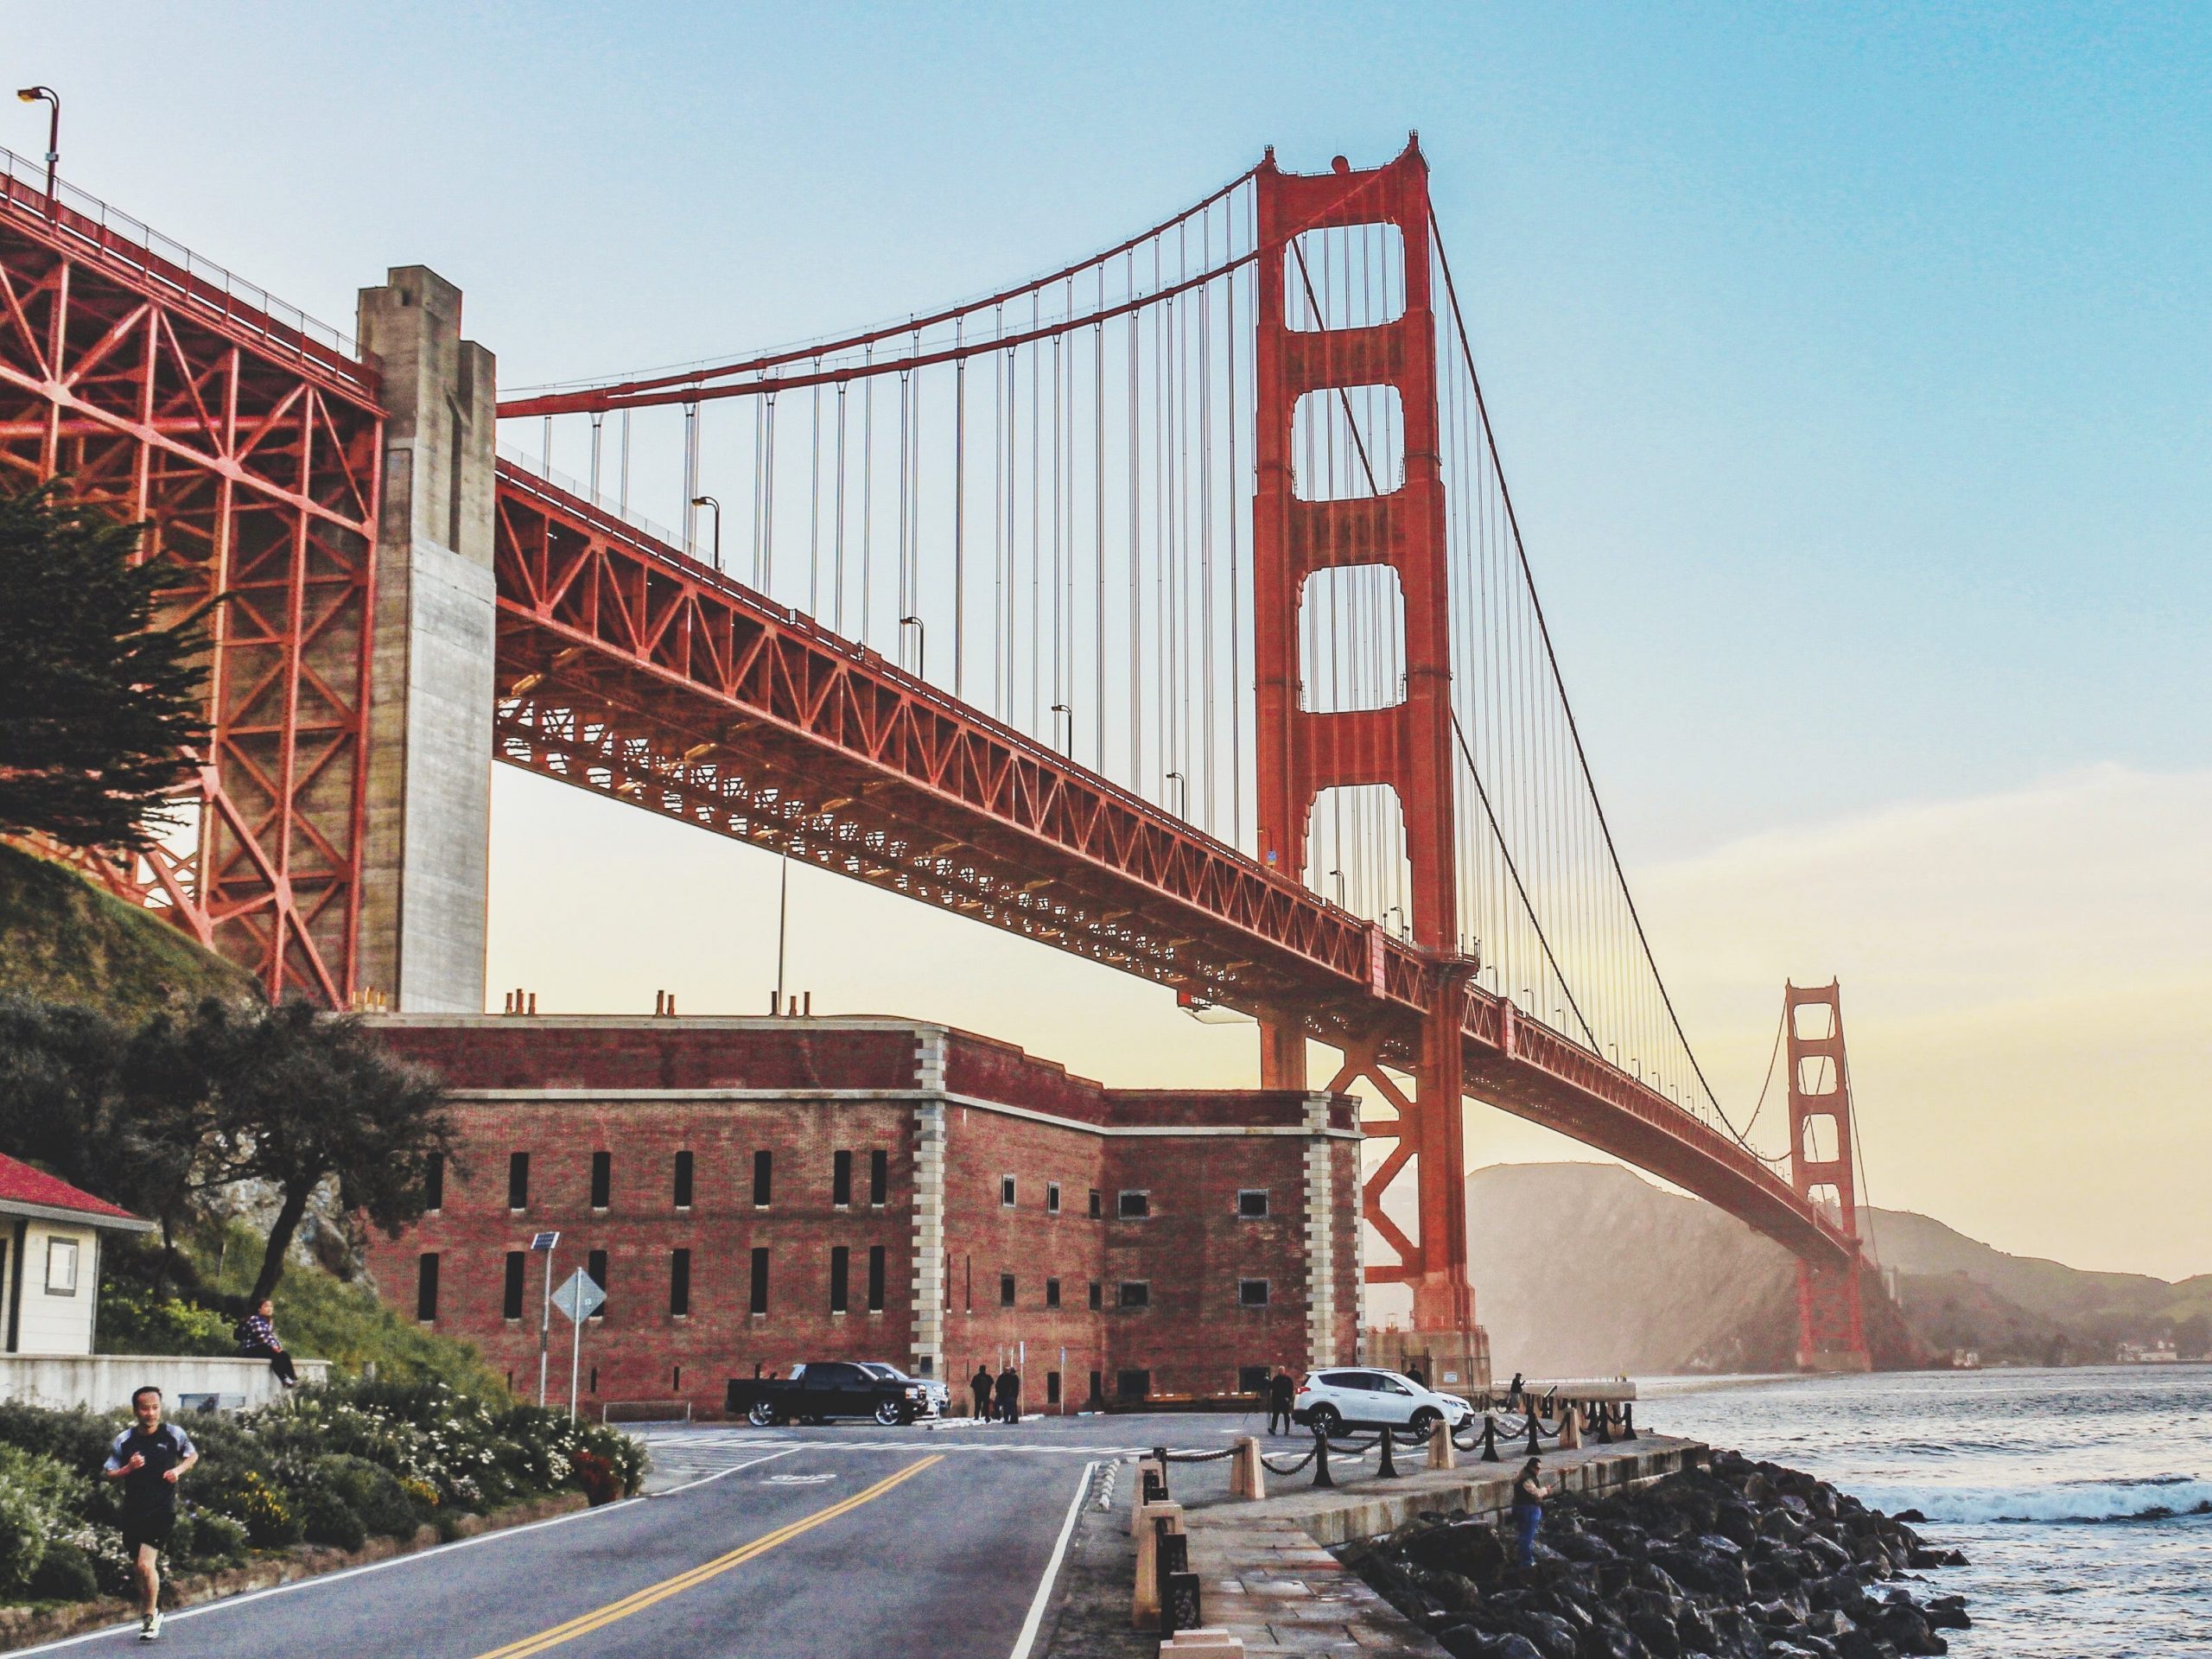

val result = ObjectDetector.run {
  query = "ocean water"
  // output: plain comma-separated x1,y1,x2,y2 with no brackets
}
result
1639,1366,2212,1658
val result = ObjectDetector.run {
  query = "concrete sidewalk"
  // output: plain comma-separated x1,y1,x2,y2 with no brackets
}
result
1173,1434,1706,1656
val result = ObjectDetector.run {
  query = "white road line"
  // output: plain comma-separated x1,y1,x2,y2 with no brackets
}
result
10,1448,803,1656
1007,1459,1099,1659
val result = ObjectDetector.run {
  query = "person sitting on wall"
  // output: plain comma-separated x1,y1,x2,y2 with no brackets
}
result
971,1364,994,1419
235,1298,299,1388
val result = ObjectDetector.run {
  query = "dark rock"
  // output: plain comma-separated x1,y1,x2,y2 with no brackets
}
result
1892,1509,1927,1523
1629,1607,1684,1657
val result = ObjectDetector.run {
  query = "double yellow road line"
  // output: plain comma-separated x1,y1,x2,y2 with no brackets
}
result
473,1454,943,1658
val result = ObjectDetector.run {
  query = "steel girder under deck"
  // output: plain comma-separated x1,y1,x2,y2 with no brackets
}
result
0,174,380,1002
491,461,1853,1272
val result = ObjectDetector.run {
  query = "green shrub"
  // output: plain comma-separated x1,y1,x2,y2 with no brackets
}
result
298,1487,365,1553
179,1508,246,1571
93,1281,232,1357
0,1443,79,1596
232,1471,300,1548
27,1541,98,1603
320,1455,417,1539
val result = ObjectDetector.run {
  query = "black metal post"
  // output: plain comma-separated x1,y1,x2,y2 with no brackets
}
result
1480,1414,1501,1462
1595,1401,1613,1444
1376,1425,1398,1478
1312,1426,1334,1489
1622,1403,1637,1441
1526,1408,1542,1457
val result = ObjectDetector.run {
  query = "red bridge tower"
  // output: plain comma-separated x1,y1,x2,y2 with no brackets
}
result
1786,980,1872,1370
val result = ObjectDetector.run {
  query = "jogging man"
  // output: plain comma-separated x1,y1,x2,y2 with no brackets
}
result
103,1385,197,1641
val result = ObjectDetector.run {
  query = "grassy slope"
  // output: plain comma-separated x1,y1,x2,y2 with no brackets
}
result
0,842,257,1020
0,844,500,1391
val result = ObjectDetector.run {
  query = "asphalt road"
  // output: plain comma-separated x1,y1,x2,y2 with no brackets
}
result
21,1413,1278,1659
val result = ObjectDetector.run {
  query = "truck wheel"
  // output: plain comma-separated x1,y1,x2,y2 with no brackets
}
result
747,1402,779,1428
874,1401,906,1426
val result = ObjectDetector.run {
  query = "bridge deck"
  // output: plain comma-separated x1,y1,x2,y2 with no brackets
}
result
492,461,1851,1268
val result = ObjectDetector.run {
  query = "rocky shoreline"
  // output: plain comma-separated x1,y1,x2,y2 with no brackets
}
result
1340,1447,1971,1659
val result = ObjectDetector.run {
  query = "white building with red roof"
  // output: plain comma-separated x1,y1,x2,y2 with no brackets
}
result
1,1152,154,1358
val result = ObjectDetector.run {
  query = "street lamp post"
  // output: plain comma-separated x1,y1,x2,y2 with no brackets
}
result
690,494,721,571
899,614,925,680
1165,769,1189,820
1050,702,1072,754
15,88,57,212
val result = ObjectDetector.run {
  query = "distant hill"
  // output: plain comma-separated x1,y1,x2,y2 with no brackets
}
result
1466,1161,2212,1374
0,842,257,1020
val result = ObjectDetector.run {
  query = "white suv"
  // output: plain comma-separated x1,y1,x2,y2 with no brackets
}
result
1293,1368,1472,1435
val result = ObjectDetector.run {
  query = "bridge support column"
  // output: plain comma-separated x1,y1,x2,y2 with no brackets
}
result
1786,981,1872,1371
354,268,498,1013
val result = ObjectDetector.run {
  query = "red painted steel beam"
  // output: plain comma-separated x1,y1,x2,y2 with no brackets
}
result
0,177,380,1004
491,460,1853,1271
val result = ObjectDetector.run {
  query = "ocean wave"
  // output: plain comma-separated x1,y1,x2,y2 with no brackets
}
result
1859,1476,2212,1524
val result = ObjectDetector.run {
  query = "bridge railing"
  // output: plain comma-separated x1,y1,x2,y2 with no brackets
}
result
0,143,368,391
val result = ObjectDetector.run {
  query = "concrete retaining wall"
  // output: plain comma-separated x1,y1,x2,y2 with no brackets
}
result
0,1354,333,1413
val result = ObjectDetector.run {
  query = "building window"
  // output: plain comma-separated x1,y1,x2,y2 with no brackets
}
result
1046,1181,1061,1214
590,1150,611,1210
833,1150,854,1208
1237,1189,1269,1219
1088,1188,1101,1218
868,1245,886,1313
1046,1370,1062,1405
1239,1279,1270,1307
43,1236,78,1295
1088,1281,1103,1310
507,1153,530,1211
1046,1277,1061,1309
869,1148,888,1207
830,1246,850,1313
749,1247,770,1314
1238,1364,1272,1394
1118,1281,1150,1309
423,1152,445,1213
502,1251,526,1320
587,1249,608,1319
670,1249,691,1318
416,1253,440,1321
673,1150,694,1209
1001,1174,1016,1208
753,1149,772,1207
1000,1273,1016,1307
1117,1190,1150,1219
1117,1369,1152,1400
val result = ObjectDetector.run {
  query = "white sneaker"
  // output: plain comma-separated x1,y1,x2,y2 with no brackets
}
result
140,1611,162,1640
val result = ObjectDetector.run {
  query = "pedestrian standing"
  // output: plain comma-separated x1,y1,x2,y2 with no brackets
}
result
234,1298,299,1388
1406,1363,1426,1389
1507,1370,1525,1411
995,1363,1020,1424
1512,1456,1554,1569
1267,1368,1295,1435
102,1386,197,1642
971,1364,994,1420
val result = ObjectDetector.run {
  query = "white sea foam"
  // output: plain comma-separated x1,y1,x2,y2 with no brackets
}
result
1857,1475,2212,1525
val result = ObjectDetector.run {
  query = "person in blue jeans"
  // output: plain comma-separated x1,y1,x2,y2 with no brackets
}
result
1512,1456,1554,1568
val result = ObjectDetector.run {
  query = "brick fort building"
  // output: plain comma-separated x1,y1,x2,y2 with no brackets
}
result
361,1015,1364,1418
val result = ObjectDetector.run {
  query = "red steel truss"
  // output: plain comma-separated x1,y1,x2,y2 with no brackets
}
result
1786,981,1872,1367
0,168,381,1002
490,458,1854,1269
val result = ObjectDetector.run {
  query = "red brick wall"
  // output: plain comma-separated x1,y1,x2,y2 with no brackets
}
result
361,1093,915,1415
360,1017,1365,1417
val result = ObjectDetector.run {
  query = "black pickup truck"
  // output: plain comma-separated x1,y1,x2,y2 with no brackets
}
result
725,1362,930,1427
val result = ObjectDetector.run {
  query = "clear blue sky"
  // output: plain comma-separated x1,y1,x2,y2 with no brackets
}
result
16,3,2208,855
13,6,2212,1274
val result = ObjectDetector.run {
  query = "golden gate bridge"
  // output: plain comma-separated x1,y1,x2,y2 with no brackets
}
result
0,135,1871,1370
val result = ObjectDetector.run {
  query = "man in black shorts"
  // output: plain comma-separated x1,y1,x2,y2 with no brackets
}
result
102,1386,198,1641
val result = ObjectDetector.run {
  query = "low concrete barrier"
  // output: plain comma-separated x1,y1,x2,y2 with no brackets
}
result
0,1353,333,1413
